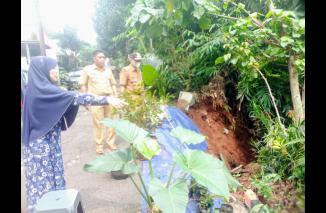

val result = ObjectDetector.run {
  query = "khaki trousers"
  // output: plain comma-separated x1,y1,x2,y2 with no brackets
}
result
90,105,116,151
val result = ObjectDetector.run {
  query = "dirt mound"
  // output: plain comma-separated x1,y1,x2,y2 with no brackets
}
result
187,101,254,167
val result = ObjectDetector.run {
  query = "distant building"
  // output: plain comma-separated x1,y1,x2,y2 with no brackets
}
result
21,40,47,64
21,24,59,69
22,0,59,69
21,39,58,70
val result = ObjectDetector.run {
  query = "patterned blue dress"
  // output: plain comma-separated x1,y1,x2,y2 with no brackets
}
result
23,93,108,213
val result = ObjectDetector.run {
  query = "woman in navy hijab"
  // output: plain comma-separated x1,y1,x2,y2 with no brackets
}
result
22,56,125,212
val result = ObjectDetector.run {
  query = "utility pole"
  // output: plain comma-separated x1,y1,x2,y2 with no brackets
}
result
35,0,46,56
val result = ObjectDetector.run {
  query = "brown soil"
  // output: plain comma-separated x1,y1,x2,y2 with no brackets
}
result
187,101,254,167
231,163,304,212
183,86,303,212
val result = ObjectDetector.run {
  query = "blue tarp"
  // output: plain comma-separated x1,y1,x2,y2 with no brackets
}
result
141,106,223,212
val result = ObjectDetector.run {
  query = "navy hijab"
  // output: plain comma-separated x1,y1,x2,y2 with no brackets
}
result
22,56,79,145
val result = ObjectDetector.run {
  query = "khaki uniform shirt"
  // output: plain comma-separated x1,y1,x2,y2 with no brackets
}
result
119,65,143,91
79,64,117,96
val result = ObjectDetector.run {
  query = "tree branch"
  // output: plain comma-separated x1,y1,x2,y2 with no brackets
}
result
215,14,241,21
255,68,286,135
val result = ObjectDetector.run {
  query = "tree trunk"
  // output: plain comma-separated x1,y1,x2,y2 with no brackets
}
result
288,55,304,123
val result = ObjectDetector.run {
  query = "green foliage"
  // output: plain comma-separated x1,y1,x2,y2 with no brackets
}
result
101,119,149,143
148,71,179,98
173,150,240,200
133,137,161,160
50,26,91,71
250,203,274,213
189,184,215,211
121,2,305,194
115,84,166,130
94,0,137,66
58,68,70,89
198,189,214,210
101,119,161,160
58,68,79,91
85,118,238,212
122,0,223,93
91,0,306,208
149,178,189,213
78,44,95,67
252,121,305,192
141,64,159,86
51,26,83,53
251,173,281,200
83,148,139,174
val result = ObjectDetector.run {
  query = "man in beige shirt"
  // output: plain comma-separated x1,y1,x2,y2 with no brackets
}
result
120,52,144,92
79,50,118,154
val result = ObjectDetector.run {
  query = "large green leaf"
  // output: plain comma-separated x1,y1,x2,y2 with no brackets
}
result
199,15,211,30
174,150,234,199
146,22,163,38
133,137,161,160
83,148,139,175
170,126,206,145
101,119,149,143
141,64,159,86
215,56,225,65
149,178,189,213
220,159,241,192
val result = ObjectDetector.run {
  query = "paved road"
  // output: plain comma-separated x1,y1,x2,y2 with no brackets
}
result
21,107,141,213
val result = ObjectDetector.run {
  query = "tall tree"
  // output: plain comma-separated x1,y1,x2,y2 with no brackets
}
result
93,0,136,66
51,26,90,71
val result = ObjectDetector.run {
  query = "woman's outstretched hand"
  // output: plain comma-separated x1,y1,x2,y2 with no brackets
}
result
106,96,127,109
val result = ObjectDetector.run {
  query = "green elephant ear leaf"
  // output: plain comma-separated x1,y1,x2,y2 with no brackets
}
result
83,148,138,175
149,178,189,213
101,119,149,143
221,158,241,192
170,126,206,145
174,150,239,200
133,137,161,160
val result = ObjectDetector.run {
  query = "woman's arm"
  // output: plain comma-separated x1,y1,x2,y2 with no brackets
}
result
73,93,126,108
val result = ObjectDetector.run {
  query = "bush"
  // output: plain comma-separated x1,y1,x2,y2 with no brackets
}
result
251,173,281,200
252,120,305,193
114,83,167,131
59,69,79,91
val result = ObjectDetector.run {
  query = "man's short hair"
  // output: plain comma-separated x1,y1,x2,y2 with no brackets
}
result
93,50,106,58
128,52,142,61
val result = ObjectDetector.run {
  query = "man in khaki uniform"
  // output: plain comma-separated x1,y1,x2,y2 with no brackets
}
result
120,52,144,92
79,50,118,154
